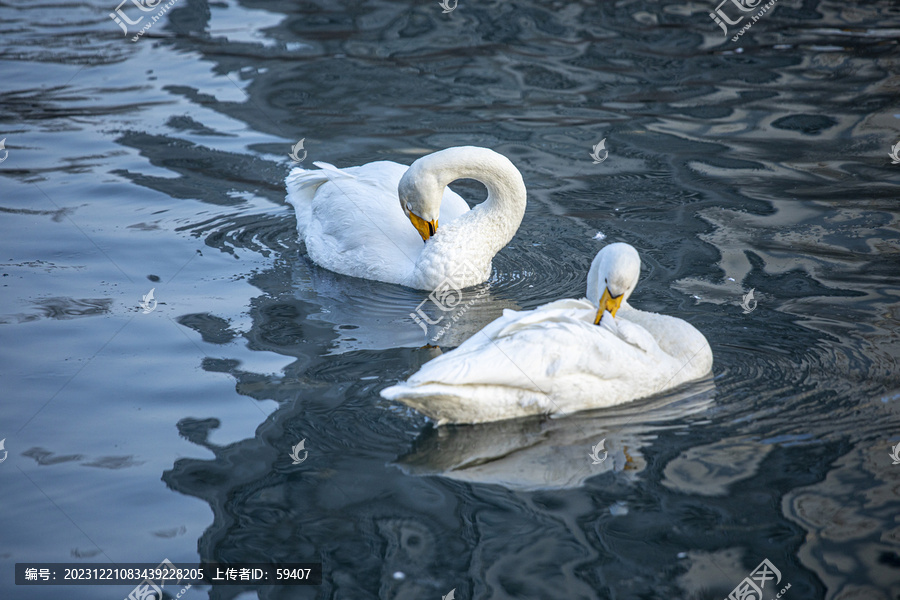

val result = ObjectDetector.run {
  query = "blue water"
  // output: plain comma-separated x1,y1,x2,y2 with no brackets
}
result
1,1,899,599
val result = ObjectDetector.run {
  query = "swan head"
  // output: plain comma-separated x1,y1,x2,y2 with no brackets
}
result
398,168,440,242
586,243,641,323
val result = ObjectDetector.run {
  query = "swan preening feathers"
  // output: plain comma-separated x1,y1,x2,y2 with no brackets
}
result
285,146,527,291
285,147,712,425
380,243,714,425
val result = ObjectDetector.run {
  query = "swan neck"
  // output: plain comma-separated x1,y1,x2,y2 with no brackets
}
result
439,150,524,216
404,147,528,289
420,147,527,244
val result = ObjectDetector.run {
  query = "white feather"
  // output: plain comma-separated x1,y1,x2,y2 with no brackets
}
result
381,243,713,425
285,146,526,290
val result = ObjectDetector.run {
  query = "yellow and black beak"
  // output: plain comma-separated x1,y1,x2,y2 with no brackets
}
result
408,211,438,242
593,287,624,324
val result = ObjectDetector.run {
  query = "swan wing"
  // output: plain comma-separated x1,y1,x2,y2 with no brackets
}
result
382,314,661,425
381,301,712,424
493,299,595,337
616,307,713,377
312,160,357,181
403,300,609,391
597,314,658,354
286,160,470,285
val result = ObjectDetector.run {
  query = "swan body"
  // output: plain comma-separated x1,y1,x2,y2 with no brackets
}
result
285,146,526,290
381,243,713,425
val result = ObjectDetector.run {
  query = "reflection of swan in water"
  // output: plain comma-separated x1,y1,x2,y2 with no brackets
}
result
160,351,734,600
289,252,520,354
394,376,716,492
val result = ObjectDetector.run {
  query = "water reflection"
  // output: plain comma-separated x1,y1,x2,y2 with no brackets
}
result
289,253,522,354
661,437,773,497
155,0,900,592
161,373,720,599
785,440,900,600
3,0,900,598
397,378,716,491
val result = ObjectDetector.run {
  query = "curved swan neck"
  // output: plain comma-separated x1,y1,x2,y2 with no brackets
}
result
407,147,527,233
402,147,528,289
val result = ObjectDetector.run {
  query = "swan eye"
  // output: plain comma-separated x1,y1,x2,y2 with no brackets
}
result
406,202,412,212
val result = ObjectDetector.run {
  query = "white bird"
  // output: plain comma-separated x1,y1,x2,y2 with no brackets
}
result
381,243,713,425
285,146,527,291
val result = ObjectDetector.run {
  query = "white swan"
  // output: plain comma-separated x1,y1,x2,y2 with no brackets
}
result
380,243,714,425
285,146,527,290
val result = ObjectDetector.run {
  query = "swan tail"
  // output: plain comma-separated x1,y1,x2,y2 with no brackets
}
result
312,161,358,181
286,162,361,235
285,168,320,236
381,382,546,425
380,382,471,425
286,162,355,235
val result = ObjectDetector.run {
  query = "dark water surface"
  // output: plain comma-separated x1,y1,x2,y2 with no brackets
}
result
1,1,899,599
